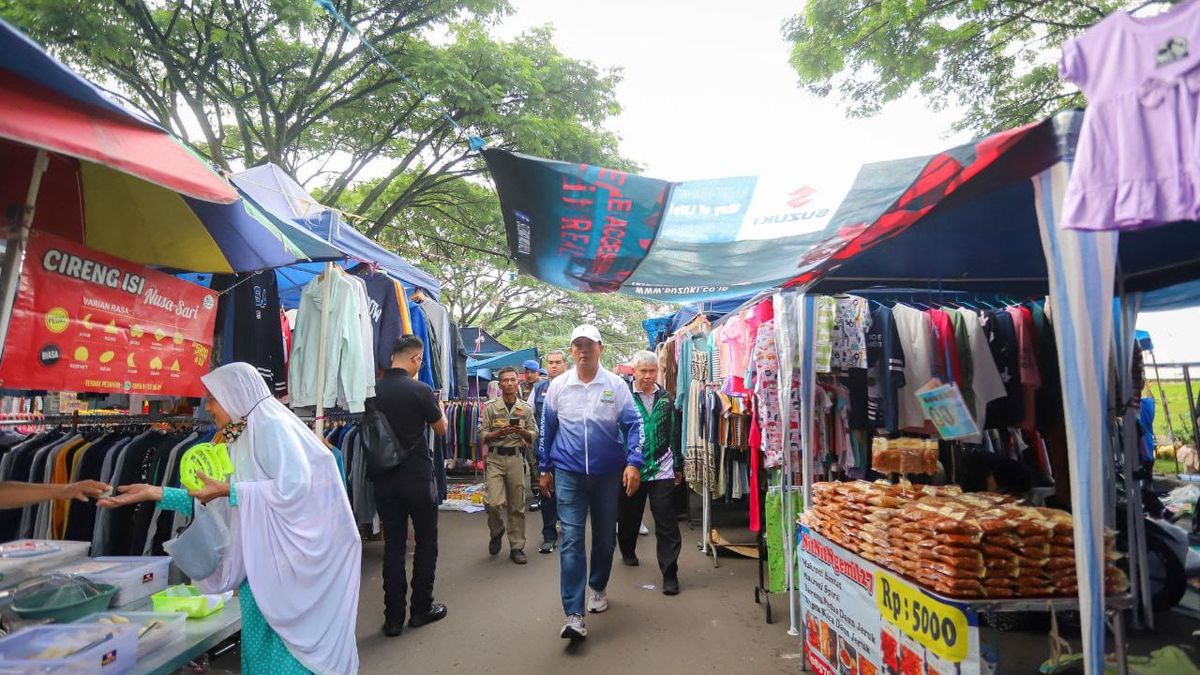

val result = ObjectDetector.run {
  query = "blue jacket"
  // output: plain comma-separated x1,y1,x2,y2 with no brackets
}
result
538,366,643,475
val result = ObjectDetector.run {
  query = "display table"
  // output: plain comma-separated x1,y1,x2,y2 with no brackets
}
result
123,598,241,675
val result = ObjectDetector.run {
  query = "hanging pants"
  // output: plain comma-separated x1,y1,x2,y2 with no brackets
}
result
617,479,682,580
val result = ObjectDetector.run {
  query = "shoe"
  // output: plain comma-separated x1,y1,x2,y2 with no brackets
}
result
662,577,680,596
538,540,556,554
382,621,404,637
408,603,447,628
530,501,542,512
510,549,528,564
639,523,650,536
489,529,505,556
560,614,587,640
586,587,608,613
621,554,639,567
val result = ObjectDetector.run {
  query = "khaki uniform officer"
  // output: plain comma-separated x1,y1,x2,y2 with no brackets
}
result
480,366,537,564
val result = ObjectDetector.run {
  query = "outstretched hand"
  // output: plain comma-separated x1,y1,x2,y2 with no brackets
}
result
58,480,111,502
97,483,162,509
189,471,230,505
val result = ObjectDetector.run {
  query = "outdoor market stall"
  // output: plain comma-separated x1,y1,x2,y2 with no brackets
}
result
0,18,363,672
484,105,1200,672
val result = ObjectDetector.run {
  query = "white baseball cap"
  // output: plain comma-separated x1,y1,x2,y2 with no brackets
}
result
570,324,603,345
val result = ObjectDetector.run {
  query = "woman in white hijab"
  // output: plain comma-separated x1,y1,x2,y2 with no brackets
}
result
101,362,361,674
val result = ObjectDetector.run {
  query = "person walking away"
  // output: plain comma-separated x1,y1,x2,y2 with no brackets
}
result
530,350,568,553
539,325,644,640
480,367,537,564
370,336,450,637
618,350,683,595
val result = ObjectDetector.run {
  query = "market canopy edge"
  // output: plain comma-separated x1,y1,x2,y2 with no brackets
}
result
483,120,1049,303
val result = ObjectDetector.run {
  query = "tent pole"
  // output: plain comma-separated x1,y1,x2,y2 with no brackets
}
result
313,262,334,436
1147,351,1177,449
1184,367,1199,459
0,150,49,364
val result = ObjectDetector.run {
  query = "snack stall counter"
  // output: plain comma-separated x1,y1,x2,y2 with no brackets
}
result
799,480,1133,675
799,524,1132,675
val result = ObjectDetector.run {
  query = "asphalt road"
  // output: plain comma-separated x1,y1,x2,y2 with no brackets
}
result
352,509,801,674
209,506,1200,674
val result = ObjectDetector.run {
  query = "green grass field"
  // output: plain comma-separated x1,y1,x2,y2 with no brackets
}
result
1147,380,1198,445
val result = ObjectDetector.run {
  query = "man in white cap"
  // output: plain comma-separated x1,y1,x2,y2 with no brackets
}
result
538,324,644,641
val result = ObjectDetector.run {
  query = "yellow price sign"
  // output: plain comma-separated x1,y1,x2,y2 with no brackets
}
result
875,570,969,662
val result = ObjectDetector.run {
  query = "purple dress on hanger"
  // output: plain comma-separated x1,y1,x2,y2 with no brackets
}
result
1060,0,1200,231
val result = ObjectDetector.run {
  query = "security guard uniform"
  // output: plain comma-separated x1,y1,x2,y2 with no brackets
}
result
479,396,537,551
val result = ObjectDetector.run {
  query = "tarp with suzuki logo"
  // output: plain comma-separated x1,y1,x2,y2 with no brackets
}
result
482,123,1043,302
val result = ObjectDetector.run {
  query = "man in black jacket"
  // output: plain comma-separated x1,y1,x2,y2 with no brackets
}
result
371,335,449,637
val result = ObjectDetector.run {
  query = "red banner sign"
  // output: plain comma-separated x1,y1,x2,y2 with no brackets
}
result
0,231,217,397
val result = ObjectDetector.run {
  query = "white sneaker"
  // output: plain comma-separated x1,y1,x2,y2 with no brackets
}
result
639,523,650,536
560,614,587,640
586,587,608,613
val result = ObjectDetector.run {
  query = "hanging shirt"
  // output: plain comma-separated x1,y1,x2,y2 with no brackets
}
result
983,309,1024,428
813,297,836,374
831,295,870,371
1059,1,1200,231
926,308,965,410
721,313,752,395
947,309,973,409
891,304,934,430
408,303,436,388
356,271,406,373
956,308,1007,438
864,305,906,434
1008,306,1042,430
212,272,287,395
288,270,376,413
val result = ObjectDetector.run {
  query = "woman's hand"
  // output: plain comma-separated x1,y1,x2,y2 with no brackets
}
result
189,471,231,505
97,484,163,508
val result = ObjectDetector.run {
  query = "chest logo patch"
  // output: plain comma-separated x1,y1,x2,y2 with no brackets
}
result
600,390,615,404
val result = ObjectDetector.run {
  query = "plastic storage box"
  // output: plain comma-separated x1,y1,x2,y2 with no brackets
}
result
75,610,187,659
0,624,136,673
60,557,170,607
150,585,231,619
0,540,90,587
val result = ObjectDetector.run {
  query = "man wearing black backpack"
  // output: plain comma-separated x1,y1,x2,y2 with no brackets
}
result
370,335,449,638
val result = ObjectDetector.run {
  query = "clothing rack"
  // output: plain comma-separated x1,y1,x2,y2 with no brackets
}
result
295,411,362,423
0,412,196,429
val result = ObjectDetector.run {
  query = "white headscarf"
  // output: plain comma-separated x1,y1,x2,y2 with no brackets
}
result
199,362,361,674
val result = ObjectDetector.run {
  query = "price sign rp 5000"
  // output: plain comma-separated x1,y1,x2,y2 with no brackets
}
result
876,571,970,662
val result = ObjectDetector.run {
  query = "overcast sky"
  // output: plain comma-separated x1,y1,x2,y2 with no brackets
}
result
497,0,1200,364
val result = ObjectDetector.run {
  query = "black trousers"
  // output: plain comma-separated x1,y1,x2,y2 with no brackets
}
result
373,470,439,623
617,479,682,579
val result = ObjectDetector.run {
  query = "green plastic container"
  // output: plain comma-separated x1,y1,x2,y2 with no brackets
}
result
12,582,117,623
150,584,228,619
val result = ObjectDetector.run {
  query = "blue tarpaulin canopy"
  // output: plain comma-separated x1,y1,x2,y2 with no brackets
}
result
231,164,441,303
466,348,538,380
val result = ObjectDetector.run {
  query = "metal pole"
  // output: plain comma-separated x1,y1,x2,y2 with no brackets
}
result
313,262,334,436
1111,609,1129,675
0,150,49,364
1184,366,1199,454
1147,351,1176,448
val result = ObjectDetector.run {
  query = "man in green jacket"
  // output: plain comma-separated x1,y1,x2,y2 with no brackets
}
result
617,350,683,595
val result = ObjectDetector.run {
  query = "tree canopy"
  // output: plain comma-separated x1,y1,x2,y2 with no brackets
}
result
785,1,1160,134
2,0,652,350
